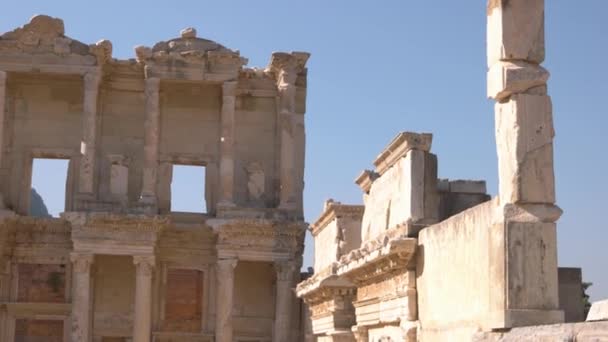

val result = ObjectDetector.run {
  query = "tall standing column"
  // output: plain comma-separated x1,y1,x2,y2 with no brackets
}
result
218,81,237,207
141,77,161,205
487,0,562,326
70,253,94,342
79,71,101,195
215,258,237,342
274,261,295,342
133,255,155,342
0,71,7,208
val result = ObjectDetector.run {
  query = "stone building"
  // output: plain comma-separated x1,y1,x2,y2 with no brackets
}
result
297,0,608,341
0,15,309,342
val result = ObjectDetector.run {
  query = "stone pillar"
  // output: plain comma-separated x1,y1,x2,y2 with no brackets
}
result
70,253,94,342
133,255,155,342
276,63,297,210
79,71,101,195
267,52,309,210
141,77,161,205
487,0,563,326
215,258,237,342
218,81,237,207
0,71,6,208
274,261,295,342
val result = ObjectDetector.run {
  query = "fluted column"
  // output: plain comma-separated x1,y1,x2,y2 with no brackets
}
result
79,71,101,195
0,71,6,208
274,261,295,342
218,81,237,207
70,253,94,342
215,258,237,342
141,77,161,205
133,255,155,342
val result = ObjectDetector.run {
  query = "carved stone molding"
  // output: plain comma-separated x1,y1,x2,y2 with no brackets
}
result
70,253,94,273
133,255,156,277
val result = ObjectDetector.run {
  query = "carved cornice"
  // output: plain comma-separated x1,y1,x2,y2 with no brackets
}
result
354,170,379,194
310,201,364,236
335,226,417,286
373,132,433,175
215,219,306,253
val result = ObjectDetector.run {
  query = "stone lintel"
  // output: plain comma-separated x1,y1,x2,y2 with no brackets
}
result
373,132,433,175
354,170,379,193
4,302,72,316
310,200,365,236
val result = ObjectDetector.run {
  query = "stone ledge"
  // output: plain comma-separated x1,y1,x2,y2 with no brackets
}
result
373,132,433,176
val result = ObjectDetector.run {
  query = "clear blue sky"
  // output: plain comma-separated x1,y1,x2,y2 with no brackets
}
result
3,1,607,301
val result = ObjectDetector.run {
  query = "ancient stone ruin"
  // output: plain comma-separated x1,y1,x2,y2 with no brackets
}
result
0,1,607,342
297,0,608,341
0,13,309,342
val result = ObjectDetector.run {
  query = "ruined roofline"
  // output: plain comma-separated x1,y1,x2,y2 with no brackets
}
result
309,199,365,237
0,14,310,77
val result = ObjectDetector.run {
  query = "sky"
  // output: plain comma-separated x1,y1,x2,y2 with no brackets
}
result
3,1,607,301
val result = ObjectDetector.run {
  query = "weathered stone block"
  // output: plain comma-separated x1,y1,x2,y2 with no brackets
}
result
495,94,555,204
506,221,559,311
487,61,549,101
487,0,545,66
587,299,608,322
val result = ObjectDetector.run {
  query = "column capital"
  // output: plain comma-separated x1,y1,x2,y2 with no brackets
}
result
222,81,238,96
133,255,156,276
216,258,238,273
274,261,296,281
83,71,101,90
70,253,95,273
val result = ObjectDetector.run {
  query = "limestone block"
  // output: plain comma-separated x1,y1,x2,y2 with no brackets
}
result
180,27,197,39
506,221,559,312
587,299,608,322
449,180,487,194
495,94,555,204
488,61,549,101
487,0,545,66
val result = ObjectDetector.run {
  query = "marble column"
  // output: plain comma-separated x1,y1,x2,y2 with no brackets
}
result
215,258,237,342
70,253,95,342
79,71,101,195
133,255,155,342
274,261,295,342
0,71,6,208
141,77,161,205
218,81,237,207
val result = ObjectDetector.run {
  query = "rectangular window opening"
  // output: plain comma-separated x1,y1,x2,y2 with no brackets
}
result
170,164,207,214
30,158,70,218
